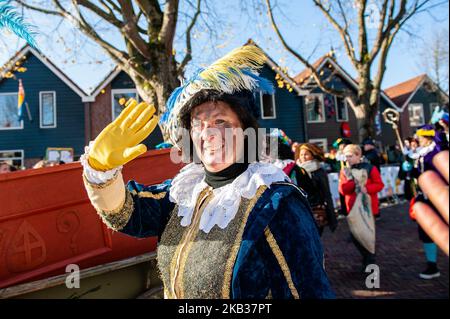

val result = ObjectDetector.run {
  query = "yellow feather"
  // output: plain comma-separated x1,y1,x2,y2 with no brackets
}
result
199,45,267,91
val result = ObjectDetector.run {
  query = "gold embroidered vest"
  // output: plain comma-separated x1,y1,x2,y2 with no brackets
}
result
157,185,266,299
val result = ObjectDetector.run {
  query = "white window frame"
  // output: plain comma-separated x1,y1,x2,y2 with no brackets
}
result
259,91,277,119
308,138,328,152
111,88,138,121
39,91,57,129
0,149,24,167
0,92,23,130
305,94,326,123
408,103,425,127
335,96,349,122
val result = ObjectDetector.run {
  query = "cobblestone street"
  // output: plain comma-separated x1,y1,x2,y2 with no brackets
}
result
322,203,449,299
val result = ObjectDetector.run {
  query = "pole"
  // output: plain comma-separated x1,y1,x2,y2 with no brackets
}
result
25,102,32,122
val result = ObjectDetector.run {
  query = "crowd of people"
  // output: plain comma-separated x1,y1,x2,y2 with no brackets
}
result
0,159,66,173
267,131,384,271
267,107,449,278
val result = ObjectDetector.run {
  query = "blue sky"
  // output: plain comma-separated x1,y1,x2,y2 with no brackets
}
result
1,0,448,93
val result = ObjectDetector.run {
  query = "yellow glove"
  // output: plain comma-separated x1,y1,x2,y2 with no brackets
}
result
88,98,159,171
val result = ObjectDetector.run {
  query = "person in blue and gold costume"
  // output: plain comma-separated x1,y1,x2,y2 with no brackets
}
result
80,45,335,299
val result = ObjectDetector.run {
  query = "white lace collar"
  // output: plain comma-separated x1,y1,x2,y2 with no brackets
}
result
169,162,288,233
418,142,436,157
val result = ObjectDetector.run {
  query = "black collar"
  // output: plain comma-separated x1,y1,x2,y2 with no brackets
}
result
204,162,249,189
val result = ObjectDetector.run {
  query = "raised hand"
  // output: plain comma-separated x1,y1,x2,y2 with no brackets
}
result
88,98,159,171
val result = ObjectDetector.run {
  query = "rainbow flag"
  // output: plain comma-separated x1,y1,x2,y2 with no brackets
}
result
17,79,25,120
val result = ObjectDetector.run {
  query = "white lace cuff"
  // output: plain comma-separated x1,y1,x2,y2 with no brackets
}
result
80,141,123,185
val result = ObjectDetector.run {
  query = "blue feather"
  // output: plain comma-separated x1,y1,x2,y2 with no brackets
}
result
0,1,37,48
160,69,204,124
243,70,275,94
160,86,183,123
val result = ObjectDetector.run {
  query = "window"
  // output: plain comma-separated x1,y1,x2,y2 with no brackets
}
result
408,103,425,127
0,150,24,168
429,102,440,117
0,93,22,130
335,96,348,122
305,94,325,123
111,89,138,120
309,138,328,152
40,91,56,128
259,92,276,119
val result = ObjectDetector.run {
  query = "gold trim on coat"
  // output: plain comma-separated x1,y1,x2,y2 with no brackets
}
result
97,190,134,231
169,187,213,298
264,227,300,299
131,190,167,199
221,185,268,299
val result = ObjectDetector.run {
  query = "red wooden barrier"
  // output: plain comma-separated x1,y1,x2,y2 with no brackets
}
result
0,149,183,289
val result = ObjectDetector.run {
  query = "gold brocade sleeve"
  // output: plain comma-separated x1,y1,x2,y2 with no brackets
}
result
83,171,134,231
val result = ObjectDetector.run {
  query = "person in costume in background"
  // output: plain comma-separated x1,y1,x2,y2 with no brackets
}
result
81,45,334,299
398,137,420,201
437,112,449,148
430,107,449,149
410,125,445,279
334,138,351,169
296,143,338,236
386,144,403,164
324,148,337,173
333,138,352,217
361,138,384,171
338,144,384,271
403,139,411,153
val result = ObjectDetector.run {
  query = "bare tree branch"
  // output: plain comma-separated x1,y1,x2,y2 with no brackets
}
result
136,0,163,41
76,0,123,28
14,0,62,16
265,0,447,141
313,0,358,66
369,0,407,62
159,0,179,55
60,0,130,70
99,0,121,22
266,0,345,97
357,0,368,64
105,0,121,13
369,0,390,62
117,0,151,58
177,0,202,75
372,0,433,93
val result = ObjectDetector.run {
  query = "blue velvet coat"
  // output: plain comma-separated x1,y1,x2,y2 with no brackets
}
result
119,179,335,299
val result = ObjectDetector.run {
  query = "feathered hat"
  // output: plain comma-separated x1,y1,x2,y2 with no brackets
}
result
160,45,274,148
